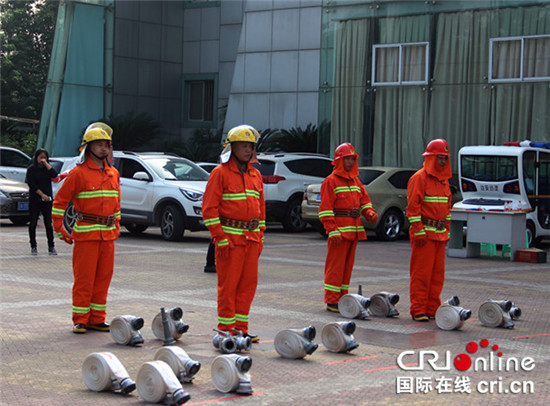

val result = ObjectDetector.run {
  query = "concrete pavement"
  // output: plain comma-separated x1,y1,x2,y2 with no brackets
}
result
1,220,549,405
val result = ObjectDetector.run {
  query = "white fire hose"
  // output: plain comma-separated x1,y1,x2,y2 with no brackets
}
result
478,300,516,328
154,346,201,383
435,296,471,330
274,327,318,359
136,360,191,405
81,352,136,394
110,315,144,346
321,322,359,353
369,292,400,317
211,354,253,395
151,307,189,341
339,294,371,319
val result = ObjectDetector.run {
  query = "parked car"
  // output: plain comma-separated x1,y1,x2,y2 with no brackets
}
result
196,162,218,173
112,151,209,240
0,174,30,224
302,166,463,241
0,146,32,182
252,152,334,232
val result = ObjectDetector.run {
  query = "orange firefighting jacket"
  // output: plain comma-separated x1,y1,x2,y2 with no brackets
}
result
406,157,452,242
202,158,265,247
52,157,121,241
319,171,374,241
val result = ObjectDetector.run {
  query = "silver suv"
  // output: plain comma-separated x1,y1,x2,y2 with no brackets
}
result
253,152,333,232
113,151,208,241
59,151,209,241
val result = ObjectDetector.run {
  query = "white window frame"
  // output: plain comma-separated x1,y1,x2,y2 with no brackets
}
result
489,34,550,83
372,42,429,86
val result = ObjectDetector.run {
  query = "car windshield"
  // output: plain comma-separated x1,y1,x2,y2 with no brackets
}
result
359,169,384,185
461,155,518,182
145,157,209,181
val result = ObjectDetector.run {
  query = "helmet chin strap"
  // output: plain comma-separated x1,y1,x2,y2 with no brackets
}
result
90,150,108,161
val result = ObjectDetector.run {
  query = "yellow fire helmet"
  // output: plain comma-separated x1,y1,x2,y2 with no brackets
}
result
85,121,113,137
79,126,112,151
225,124,259,144
220,124,260,164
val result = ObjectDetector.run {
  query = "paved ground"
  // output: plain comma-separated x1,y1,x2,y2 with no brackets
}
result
1,220,549,406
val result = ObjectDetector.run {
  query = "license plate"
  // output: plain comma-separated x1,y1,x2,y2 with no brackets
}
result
17,201,29,211
315,193,321,202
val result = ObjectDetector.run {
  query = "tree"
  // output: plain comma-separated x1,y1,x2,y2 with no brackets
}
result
0,0,58,120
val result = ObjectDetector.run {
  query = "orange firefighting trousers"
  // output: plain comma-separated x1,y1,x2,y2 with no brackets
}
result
216,242,260,334
72,240,114,325
409,239,446,317
324,238,358,304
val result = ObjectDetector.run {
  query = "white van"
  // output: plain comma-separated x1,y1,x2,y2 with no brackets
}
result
453,141,550,246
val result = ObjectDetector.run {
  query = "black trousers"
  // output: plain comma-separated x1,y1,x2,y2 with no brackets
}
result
28,197,55,249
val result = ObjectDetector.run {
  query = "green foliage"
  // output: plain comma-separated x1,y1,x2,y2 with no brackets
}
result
95,112,162,151
0,0,58,120
256,123,318,153
169,128,223,162
0,125,37,156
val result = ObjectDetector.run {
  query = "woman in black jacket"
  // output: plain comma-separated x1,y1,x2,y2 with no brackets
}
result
25,148,58,255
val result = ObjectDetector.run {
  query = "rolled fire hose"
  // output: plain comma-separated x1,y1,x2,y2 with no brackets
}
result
478,300,514,328
81,352,136,394
339,294,370,319
154,346,201,383
211,354,253,395
136,360,191,405
370,292,399,317
110,315,144,346
321,322,359,353
151,307,188,340
435,305,465,330
274,328,318,359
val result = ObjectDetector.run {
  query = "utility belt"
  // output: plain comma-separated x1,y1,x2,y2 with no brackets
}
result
421,217,446,231
220,216,259,230
334,208,361,219
76,212,116,227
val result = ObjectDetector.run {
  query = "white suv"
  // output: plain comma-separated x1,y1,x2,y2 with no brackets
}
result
58,151,209,241
112,151,208,240
253,153,333,232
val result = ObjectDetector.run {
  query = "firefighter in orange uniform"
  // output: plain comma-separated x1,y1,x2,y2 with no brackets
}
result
320,143,378,312
202,125,265,342
407,139,452,322
52,122,121,334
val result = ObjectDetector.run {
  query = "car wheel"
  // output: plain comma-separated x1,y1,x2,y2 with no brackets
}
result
9,216,29,225
125,224,148,234
526,221,535,248
160,204,185,241
63,201,77,232
375,209,403,241
282,197,307,232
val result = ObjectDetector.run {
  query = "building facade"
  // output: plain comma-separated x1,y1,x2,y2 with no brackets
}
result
38,0,549,169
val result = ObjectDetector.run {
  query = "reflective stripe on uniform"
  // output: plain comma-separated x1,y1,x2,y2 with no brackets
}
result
90,302,106,311
408,215,422,223
334,185,361,194
218,316,236,325
76,190,119,199
319,210,335,218
52,207,65,217
324,283,341,293
204,217,221,226
361,203,373,211
235,313,248,322
73,305,90,314
423,196,448,203
73,224,117,233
